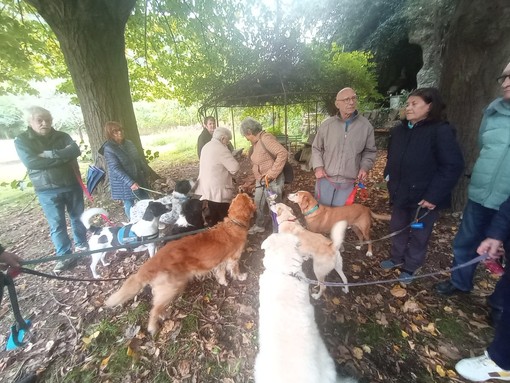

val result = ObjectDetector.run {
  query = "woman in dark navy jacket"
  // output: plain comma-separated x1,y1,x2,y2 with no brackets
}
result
381,88,464,283
100,121,150,220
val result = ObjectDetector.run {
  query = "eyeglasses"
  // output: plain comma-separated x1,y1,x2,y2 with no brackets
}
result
336,96,358,103
497,75,510,84
112,129,123,133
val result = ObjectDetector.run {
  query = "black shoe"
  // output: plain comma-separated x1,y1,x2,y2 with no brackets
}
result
435,280,469,296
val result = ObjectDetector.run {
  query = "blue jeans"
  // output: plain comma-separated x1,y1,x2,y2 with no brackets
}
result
123,189,150,220
253,174,284,232
451,199,510,292
37,187,87,256
315,178,354,207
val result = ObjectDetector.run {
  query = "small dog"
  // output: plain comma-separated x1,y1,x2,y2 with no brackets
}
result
105,193,256,336
256,233,357,383
272,203,349,298
130,179,195,225
288,191,390,256
81,201,169,278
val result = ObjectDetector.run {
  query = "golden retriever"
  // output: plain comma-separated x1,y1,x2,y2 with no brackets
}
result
105,193,256,336
288,191,390,257
272,203,349,298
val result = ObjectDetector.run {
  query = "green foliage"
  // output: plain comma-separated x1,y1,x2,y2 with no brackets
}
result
144,148,160,163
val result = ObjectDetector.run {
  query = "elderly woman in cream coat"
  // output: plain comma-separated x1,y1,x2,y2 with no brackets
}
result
195,127,240,226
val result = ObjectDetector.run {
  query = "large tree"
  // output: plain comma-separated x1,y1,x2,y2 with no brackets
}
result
25,0,141,160
439,0,510,209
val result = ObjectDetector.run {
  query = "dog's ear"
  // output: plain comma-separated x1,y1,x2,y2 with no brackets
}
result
300,193,309,210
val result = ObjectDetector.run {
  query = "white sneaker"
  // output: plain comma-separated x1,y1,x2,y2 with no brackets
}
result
455,351,510,381
248,225,265,235
75,244,89,252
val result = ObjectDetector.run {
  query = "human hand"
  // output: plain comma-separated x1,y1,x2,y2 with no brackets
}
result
477,238,504,259
0,250,22,268
418,200,436,210
357,169,368,181
38,150,54,158
314,167,326,179
130,183,140,191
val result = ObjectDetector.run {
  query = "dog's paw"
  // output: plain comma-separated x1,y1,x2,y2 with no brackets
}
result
311,292,321,300
237,273,247,281
342,287,349,294
148,321,160,337
355,245,361,250
366,251,373,257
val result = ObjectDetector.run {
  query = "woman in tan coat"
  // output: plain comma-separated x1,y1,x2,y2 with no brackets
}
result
239,117,288,234
195,127,240,226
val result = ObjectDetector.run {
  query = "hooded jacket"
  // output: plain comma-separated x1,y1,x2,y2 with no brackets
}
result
14,128,81,192
468,97,510,209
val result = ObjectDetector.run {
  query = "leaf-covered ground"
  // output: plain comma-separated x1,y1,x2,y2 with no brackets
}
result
0,150,499,383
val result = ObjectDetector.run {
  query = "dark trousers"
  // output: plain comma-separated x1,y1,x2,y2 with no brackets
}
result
488,254,510,370
204,200,230,227
389,206,440,273
451,200,510,292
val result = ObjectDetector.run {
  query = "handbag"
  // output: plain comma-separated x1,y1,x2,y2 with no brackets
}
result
257,134,294,184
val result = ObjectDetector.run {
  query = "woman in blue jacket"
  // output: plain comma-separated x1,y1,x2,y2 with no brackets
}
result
381,88,464,283
100,122,150,220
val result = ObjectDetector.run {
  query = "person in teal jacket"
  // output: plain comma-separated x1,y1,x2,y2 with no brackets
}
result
436,62,510,315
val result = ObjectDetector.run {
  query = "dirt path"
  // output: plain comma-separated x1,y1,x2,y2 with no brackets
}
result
0,151,498,382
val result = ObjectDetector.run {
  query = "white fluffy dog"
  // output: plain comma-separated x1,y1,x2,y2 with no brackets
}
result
255,233,357,383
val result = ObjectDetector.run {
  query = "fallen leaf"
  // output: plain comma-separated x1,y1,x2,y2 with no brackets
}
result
332,297,341,305
443,306,453,313
402,299,421,313
100,355,110,371
245,321,254,330
422,322,437,335
436,364,446,377
401,330,409,338
352,347,363,360
391,285,407,298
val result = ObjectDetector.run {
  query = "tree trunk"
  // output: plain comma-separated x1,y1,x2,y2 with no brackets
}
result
25,0,140,161
439,0,510,210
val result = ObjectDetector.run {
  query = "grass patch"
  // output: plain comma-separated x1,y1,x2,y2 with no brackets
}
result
356,320,403,348
86,319,123,357
0,187,35,208
126,301,151,325
180,313,199,336
435,316,470,343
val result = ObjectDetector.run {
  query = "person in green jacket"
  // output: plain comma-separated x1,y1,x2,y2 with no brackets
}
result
436,61,510,318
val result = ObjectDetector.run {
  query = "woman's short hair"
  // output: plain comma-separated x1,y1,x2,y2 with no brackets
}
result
213,127,232,141
104,121,123,140
409,87,446,122
239,117,262,136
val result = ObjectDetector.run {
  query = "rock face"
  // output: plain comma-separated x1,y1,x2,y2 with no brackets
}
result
407,0,456,88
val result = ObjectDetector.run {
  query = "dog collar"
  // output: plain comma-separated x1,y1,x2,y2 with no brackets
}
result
303,204,319,216
229,218,248,228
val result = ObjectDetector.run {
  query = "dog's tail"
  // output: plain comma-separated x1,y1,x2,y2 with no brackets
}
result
81,208,109,229
330,220,348,251
370,211,391,221
104,271,148,307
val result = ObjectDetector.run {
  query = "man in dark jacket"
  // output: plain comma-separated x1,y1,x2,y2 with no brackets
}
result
14,106,87,272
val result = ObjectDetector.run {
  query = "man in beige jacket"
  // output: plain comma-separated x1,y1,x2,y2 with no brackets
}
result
312,87,377,206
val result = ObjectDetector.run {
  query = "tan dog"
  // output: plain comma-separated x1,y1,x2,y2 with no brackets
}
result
105,193,256,336
272,203,349,298
288,191,390,257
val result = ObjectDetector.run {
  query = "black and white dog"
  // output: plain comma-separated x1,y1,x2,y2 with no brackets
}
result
81,201,169,278
170,198,208,236
129,180,195,225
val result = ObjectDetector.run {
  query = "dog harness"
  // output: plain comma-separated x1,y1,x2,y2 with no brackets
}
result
116,224,159,247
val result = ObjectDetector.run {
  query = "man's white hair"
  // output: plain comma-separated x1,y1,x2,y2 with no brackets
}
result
25,106,52,123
